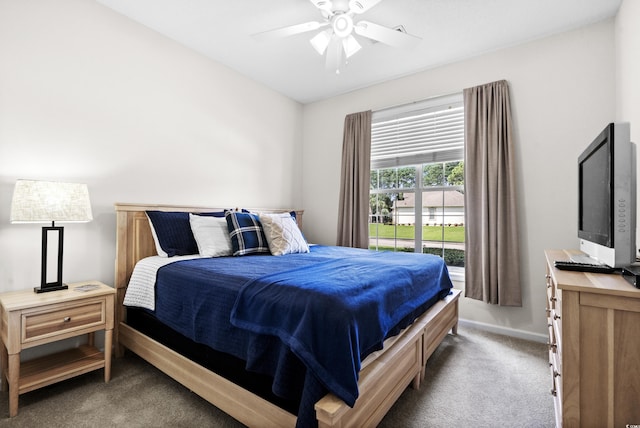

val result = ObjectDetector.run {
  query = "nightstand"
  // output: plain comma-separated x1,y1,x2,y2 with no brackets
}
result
0,281,115,417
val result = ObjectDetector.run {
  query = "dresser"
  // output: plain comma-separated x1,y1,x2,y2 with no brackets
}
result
545,250,640,428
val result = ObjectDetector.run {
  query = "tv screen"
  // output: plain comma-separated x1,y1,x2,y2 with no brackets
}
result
577,122,635,268
578,139,611,247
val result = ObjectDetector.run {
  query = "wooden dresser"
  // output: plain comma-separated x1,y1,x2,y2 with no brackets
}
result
545,249,640,428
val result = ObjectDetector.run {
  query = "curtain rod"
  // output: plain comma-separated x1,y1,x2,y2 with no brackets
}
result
372,90,462,115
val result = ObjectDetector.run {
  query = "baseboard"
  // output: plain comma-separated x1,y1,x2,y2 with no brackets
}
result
458,318,547,343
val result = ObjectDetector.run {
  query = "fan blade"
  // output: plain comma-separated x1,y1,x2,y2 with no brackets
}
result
253,21,327,41
349,0,383,14
325,37,344,73
354,20,420,47
310,0,333,13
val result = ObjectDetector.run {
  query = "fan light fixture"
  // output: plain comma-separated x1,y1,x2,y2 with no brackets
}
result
253,0,420,74
342,34,361,58
310,29,332,55
333,14,353,38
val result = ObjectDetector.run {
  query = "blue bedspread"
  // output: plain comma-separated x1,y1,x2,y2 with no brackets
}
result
148,245,453,427
231,251,452,407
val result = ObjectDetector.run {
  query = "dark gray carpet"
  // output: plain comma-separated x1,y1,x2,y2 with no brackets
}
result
378,324,555,427
0,324,554,427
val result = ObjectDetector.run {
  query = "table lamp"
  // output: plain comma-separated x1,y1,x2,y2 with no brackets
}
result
10,179,93,293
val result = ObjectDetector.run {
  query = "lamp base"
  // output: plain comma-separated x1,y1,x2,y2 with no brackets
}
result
34,284,68,293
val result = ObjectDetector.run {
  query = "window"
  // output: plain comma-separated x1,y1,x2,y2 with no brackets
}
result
369,94,465,271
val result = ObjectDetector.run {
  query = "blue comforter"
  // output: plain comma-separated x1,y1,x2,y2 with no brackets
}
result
150,245,453,427
231,250,452,407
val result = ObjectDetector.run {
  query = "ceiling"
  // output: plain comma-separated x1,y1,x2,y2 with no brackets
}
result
95,0,622,104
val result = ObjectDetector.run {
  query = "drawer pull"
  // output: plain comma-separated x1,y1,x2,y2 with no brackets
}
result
554,314,561,320
554,370,561,378
63,317,71,323
550,297,557,302
550,388,557,396
547,342,557,351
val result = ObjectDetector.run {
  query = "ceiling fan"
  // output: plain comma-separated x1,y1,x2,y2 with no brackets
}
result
253,0,421,73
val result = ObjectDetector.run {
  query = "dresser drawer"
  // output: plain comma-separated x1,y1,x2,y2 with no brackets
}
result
21,298,106,345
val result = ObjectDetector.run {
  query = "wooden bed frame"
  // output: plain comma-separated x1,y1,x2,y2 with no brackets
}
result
114,202,460,428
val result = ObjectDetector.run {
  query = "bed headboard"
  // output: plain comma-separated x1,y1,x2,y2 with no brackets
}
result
113,203,304,331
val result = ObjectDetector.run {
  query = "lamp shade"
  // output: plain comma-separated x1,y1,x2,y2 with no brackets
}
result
10,180,93,223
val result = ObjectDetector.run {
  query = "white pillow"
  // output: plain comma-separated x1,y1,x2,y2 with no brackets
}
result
189,213,233,257
259,212,309,256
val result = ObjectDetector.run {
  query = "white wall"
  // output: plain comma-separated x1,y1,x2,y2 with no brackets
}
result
616,0,640,128
0,0,630,342
0,0,303,292
616,1,640,254
301,20,617,339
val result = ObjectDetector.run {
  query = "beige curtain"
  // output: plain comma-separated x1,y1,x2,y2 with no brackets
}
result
337,110,372,248
463,80,522,306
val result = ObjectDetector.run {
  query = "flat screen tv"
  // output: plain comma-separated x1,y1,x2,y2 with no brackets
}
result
577,122,636,267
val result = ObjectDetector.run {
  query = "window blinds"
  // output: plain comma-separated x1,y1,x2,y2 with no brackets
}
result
371,93,464,169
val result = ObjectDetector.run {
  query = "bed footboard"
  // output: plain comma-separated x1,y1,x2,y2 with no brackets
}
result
314,289,460,428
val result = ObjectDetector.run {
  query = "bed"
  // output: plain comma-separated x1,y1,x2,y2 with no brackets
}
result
114,202,460,428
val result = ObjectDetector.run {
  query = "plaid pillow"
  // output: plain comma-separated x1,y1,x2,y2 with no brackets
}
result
225,211,270,256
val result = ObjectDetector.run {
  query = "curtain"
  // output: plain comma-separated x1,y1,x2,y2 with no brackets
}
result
337,110,372,248
463,80,522,306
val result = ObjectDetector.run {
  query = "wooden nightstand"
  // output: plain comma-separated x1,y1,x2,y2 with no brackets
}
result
0,281,115,417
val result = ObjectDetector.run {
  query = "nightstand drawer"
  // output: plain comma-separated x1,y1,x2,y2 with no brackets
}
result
22,299,105,344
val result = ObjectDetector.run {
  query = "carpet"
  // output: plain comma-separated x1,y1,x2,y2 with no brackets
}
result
0,324,554,427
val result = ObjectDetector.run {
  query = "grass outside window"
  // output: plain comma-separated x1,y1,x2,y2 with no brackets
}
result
369,224,465,242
